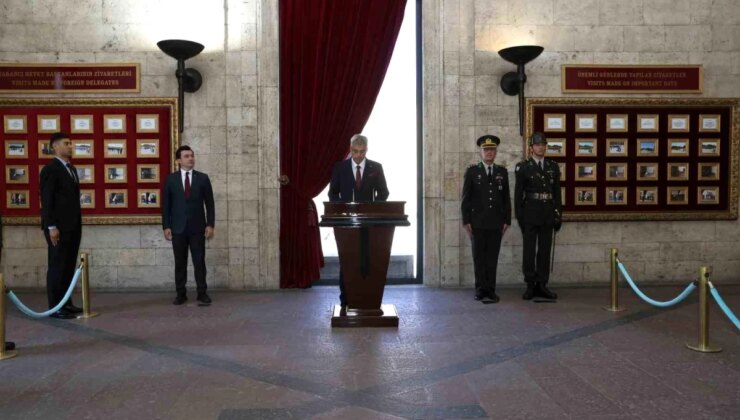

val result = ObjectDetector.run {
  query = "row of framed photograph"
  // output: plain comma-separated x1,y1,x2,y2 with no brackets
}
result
545,137,720,157
543,113,720,133
565,186,720,206
5,138,162,159
558,161,720,182
5,164,161,184
3,114,160,134
6,189,160,209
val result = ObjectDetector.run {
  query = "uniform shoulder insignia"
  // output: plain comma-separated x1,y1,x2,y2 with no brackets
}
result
467,163,477,169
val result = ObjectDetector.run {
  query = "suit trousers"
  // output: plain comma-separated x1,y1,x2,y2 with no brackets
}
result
472,228,502,294
44,228,81,308
522,223,554,285
172,232,207,295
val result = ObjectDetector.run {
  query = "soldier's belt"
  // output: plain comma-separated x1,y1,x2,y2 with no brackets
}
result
526,193,552,200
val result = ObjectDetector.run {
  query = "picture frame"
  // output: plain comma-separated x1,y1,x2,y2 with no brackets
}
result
606,187,628,205
668,114,690,133
544,113,566,132
75,165,95,184
606,163,628,181
636,187,658,205
575,138,597,156
698,139,720,156
136,114,159,133
575,114,597,132
637,114,659,132
637,162,659,181
637,138,659,156
4,115,27,133
697,186,719,205
104,164,127,183
72,140,95,159
667,162,689,181
136,139,160,158
37,115,60,133
105,189,128,208
575,162,597,181
103,139,127,158
136,164,160,183
699,114,720,132
575,188,597,206
6,190,30,208
606,138,628,156
70,115,93,133
6,165,29,184
79,190,96,208
667,186,689,205
558,162,566,181
37,139,54,158
137,189,160,208
545,138,566,157
698,162,719,181
5,140,28,158
103,114,126,133
561,187,566,206
606,114,628,132
667,139,689,156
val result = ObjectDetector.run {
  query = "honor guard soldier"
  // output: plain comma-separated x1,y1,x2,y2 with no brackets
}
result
461,135,511,303
514,132,561,300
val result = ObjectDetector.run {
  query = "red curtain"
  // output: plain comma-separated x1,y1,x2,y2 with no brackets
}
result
279,0,407,288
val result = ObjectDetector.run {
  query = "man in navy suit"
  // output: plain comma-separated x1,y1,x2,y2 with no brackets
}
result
328,134,389,306
162,146,215,306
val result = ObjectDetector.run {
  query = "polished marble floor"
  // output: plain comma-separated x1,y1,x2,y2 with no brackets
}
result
1,286,738,419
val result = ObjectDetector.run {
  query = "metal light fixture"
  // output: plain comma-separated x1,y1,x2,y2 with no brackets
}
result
157,39,204,133
498,45,544,136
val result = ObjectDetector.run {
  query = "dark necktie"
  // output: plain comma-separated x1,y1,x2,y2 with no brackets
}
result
66,163,77,183
538,160,543,170
487,165,492,182
355,165,362,189
185,171,191,198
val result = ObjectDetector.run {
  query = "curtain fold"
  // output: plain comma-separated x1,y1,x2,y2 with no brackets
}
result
279,0,407,288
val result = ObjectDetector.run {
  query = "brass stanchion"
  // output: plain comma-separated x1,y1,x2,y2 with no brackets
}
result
603,248,625,312
0,274,18,360
686,266,721,353
76,253,98,319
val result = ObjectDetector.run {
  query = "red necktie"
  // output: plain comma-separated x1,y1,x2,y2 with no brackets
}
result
185,171,191,198
355,165,362,189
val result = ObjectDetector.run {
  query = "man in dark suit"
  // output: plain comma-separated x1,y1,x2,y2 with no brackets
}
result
162,146,216,306
40,132,83,319
328,134,389,306
461,135,511,303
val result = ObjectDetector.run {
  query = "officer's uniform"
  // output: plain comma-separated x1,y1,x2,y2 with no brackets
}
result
514,132,561,300
461,135,511,300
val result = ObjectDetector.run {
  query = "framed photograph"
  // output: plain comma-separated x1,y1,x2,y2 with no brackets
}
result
667,186,689,205
668,139,689,156
606,163,627,181
4,115,27,133
637,162,658,181
606,138,628,156
637,138,659,156
6,165,29,184
636,187,658,205
104,114,126,133
668,114,690,132
104,165,127,183
136,114,159,133
37,115,60,133
137,189,160,208
697,187,719,205
5,140,28,158
137,164,160,183
104,140,127,158
575,139,597,156
698,163,719,181
699,114,720,132
70,115,93,133
607,114,628,132
6,190,30,208
575,162,597,181
558,162,566,181
37,140,55,158
667,162,689,181
544,114,566,132
545,138,566,157
136,139,160,158
606,187,628,205
698,139,720,156
575,114,597,132
575,188,597,206
79,190,96,208
637,114,658,132
72,140,94,158
105,189,128,208
75,165,95,184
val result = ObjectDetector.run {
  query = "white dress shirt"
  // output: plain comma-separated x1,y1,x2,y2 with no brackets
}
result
350,158,366,179
180,168,193,189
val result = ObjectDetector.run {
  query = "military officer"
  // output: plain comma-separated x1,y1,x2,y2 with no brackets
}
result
514,132,561,300
461,135,511,303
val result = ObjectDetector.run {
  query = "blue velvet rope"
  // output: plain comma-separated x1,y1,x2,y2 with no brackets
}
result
7,266,82,318
709,285,740,331
617,262,696,308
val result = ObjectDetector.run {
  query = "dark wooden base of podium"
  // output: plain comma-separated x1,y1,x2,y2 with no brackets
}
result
331,304,399,328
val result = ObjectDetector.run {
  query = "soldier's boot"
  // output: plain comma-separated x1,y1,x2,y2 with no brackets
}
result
522,283,536,300
536,283,558,300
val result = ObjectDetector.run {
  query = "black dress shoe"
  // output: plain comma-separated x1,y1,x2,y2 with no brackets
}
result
488,293,500,303
197,293,212,305
50,309,76,319
173,295,188,305
522,284,536,300
64,303,83,314
5,341,15,351
536,284,558,299
474,293,485,301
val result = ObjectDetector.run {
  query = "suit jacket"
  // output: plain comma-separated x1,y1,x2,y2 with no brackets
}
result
461,162,511,229
514,158,562,226
40,158,82,232
162,170,215,235
328,158,389,202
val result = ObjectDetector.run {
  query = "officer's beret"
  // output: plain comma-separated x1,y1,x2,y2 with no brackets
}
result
477,135,500,148
529,132,547,145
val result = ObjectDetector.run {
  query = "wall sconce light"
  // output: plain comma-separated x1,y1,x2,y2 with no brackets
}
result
498,45,544,136
157,39,204,133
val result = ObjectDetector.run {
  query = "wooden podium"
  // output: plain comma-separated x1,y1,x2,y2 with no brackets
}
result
320,201,409,327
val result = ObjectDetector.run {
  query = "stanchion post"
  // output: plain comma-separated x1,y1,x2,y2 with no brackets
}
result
77,253,99,319
0,273,18,360
603,248,625,312
686,266,721,353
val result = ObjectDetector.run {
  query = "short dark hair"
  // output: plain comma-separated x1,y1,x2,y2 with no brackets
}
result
175,145,193,159
49,132,70,149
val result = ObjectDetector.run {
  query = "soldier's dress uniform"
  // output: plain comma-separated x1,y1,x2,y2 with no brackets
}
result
461,135,511,301
514,132,561,300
